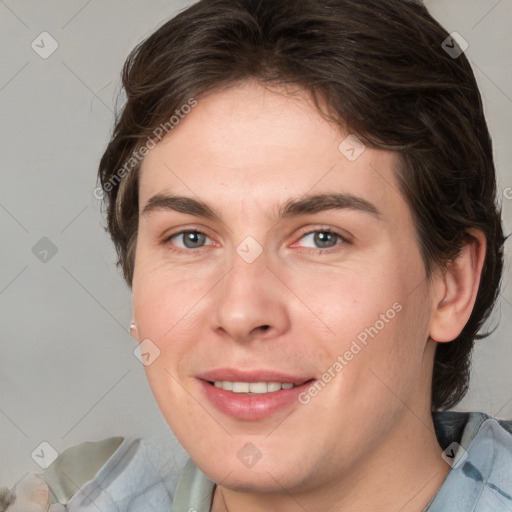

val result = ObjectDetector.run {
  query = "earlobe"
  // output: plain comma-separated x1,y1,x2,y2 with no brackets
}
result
429,229,487,343
129,320,138,340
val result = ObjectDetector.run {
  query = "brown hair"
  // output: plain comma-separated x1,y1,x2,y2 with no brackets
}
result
97,0,505,411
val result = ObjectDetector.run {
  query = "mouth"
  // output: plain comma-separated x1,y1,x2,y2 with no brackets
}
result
196,370,315,421
208,380,307,394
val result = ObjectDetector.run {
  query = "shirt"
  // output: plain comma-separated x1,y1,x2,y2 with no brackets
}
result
7,411,512,511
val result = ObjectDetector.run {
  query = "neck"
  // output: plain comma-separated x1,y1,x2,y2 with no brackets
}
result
212,410,449,512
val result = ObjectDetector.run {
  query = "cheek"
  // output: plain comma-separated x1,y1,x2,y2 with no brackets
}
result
133,276,202,358
342,277,432,404
305,252,429,390
293,255,405,341
132,264,203,411
132,242,206,339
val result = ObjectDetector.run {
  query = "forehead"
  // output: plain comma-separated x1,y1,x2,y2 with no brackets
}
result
138,80,409,225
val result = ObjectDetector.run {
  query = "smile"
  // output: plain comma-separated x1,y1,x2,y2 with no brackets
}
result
212,381,301,393
197,371,316,421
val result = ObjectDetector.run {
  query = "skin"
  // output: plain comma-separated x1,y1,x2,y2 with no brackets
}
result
130,80,486,512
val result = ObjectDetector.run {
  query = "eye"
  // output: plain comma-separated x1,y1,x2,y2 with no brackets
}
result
293,228,348,252
164,227,349,255
165,230,213,252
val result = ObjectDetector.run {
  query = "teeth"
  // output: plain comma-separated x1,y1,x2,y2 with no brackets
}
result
248,382,267,394
232,382,250,393
213,381,297,393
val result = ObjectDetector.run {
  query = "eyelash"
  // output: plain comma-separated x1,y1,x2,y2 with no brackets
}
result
163,226,350,255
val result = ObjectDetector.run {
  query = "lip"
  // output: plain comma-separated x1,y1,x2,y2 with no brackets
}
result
196,368,315,421
196,368,312,384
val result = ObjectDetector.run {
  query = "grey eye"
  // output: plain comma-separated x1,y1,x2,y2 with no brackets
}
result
171,231,209,249
300,231,341,249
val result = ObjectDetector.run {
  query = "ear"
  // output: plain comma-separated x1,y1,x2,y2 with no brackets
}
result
429,229,487,343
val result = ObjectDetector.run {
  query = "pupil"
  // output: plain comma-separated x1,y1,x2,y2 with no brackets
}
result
315,232,335,248
184,232,204,248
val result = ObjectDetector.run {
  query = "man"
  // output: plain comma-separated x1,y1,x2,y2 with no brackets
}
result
99,0,510,510
3,1,509,511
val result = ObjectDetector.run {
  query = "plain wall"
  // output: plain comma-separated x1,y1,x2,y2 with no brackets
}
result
1,0,511,487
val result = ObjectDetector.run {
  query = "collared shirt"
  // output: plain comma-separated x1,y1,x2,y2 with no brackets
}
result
8,412,512,511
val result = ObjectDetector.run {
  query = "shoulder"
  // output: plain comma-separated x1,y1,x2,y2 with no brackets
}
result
427,411,512,512
60,435,186,511
2,436,187,512
433,410,512,449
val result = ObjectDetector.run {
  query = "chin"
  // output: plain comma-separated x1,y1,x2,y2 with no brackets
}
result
210,469,293,494
201,455,314,494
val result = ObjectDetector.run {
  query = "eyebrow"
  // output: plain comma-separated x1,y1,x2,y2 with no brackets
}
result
141,192,381,221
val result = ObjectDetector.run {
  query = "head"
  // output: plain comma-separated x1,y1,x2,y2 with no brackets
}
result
97,0,504,496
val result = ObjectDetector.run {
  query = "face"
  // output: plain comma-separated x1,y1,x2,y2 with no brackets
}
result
132,80,438,493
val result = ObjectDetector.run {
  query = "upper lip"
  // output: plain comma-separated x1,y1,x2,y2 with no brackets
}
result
197,368,314,384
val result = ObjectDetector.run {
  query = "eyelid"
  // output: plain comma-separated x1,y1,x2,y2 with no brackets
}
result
159,223,214,256
295,225,352,240
162,223,214,240
163,227,216,250
290,225,352,250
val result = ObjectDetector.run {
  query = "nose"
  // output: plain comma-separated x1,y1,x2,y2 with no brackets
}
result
210,244,290,344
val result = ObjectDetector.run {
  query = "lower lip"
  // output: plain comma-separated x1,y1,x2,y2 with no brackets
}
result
198,379,314,421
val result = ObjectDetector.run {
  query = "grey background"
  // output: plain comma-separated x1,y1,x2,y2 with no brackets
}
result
1,0,511,487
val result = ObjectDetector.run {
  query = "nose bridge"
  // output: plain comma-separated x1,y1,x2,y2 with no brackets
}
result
211,236,289,342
